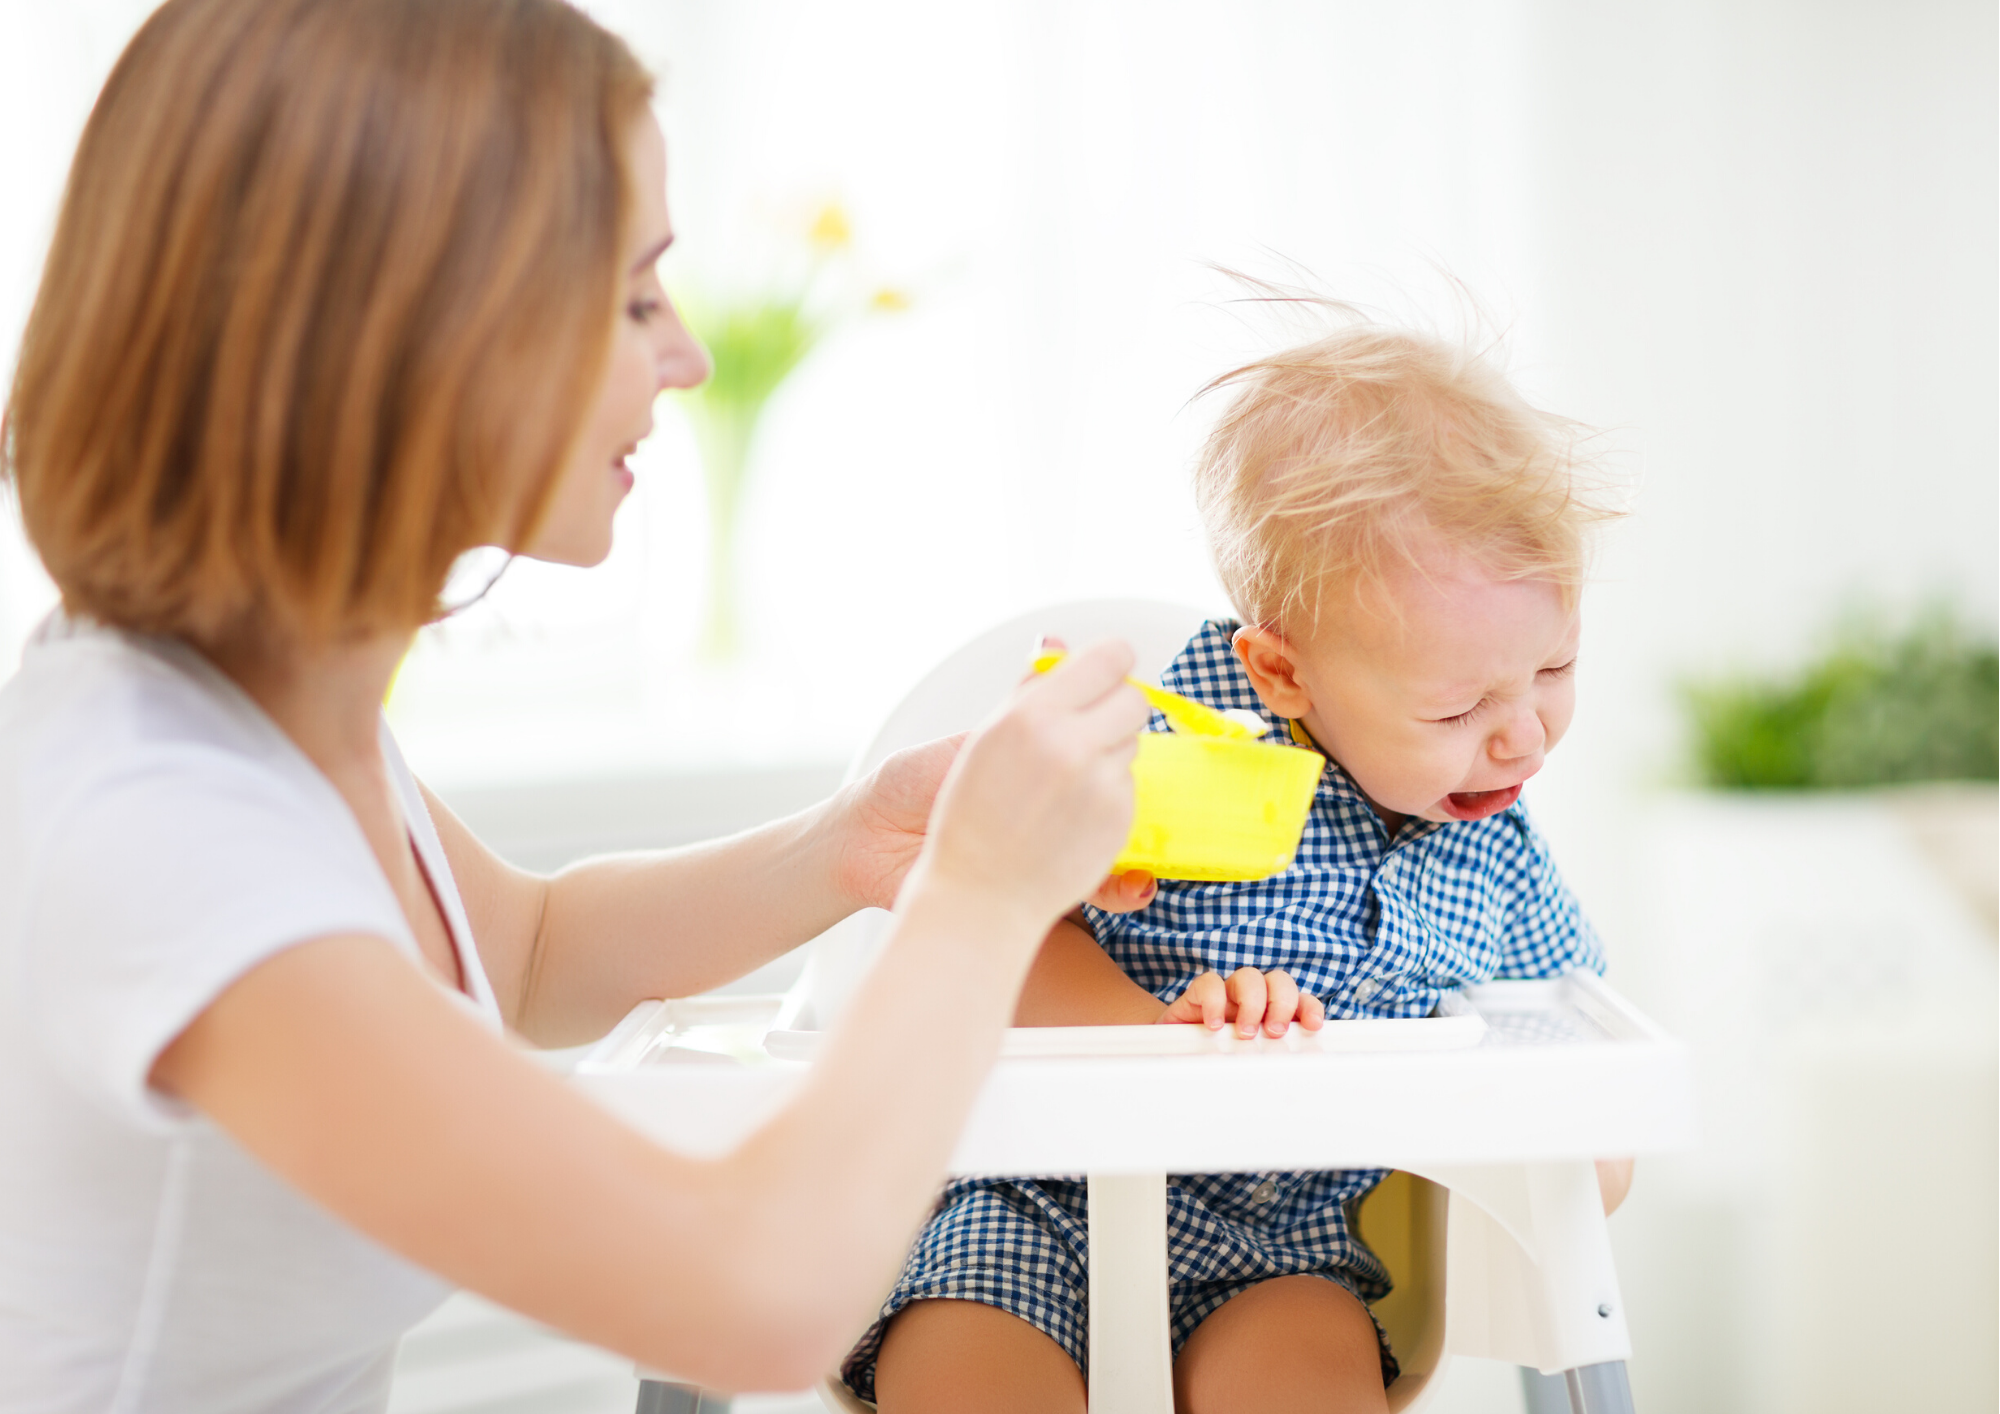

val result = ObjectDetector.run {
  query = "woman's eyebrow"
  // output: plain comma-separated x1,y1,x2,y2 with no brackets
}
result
630,233,673,273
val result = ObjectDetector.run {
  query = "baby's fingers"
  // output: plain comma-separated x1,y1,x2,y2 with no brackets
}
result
1159,971,1228,1029
1225,967,1266,1038
1087,870,1156,914
1254,972,1324,1034
1262,969,1301,1037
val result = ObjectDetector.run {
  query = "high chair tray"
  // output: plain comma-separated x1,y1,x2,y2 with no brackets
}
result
764,991,1484,1062
574,970,1694,1177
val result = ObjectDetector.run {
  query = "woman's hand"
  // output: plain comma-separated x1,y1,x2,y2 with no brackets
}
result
910,640,1151,935
835,747,1157,918
1158,967,1327,1039
831,734,967,913
1032,632,1156,917
834,624,1165,919
833,633,1161,919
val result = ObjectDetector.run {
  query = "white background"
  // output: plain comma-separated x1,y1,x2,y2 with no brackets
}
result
7,0,1991,793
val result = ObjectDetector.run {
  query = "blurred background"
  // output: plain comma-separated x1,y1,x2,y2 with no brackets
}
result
1,1,1992,1411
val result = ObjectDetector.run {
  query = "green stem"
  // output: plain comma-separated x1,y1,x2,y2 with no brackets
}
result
691,404,758,661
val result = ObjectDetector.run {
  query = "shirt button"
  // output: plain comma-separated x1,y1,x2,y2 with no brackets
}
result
1250,1180,1278,1205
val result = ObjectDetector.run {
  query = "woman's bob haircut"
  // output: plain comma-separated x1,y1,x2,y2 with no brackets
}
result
3,0,652,647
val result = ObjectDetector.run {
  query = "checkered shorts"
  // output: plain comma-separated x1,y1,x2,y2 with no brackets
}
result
839,1169,1399,1401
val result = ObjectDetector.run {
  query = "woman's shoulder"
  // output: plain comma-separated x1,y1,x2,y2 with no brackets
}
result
0,618,356,880
7,616,293,781
0,622,409,1137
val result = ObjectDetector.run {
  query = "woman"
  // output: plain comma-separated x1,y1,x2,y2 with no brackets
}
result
0,0,1148,1408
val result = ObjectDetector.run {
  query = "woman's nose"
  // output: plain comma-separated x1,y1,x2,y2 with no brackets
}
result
655,302,712,392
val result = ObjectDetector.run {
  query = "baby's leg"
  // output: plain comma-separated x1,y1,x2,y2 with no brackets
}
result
1173,1275,1390,1414
873,1298,1085,1414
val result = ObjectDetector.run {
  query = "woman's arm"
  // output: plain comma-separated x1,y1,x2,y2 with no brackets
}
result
432,735,958,1046
154,646,1151,1390
153,907,1022,1391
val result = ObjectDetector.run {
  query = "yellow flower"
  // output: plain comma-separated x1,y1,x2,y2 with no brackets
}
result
869,286,912,312
808,202,852,250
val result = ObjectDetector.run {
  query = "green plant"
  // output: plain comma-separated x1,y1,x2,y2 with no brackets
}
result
675,203,908,660
1681,609,1999,789
679,296,823,660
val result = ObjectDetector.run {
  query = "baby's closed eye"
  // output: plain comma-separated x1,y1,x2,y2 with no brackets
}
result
1433,658,1578,725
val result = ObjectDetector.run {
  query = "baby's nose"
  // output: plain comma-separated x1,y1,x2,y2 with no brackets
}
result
1490,705,1547,761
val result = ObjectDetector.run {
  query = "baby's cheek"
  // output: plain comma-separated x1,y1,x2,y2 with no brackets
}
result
1409,742,1473,804
1543,689,1578,752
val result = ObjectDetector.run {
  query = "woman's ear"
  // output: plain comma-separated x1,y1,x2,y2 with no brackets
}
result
1231,626,1315,719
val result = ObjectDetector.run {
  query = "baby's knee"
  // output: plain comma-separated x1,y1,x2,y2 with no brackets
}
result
1174,1276,1390,1414
872,1299,1084,1414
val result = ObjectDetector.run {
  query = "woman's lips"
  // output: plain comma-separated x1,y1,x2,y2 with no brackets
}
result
612,456,635,491
1440,782,1522,821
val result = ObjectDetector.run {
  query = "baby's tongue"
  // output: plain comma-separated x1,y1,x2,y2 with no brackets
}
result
1443,784,1520,820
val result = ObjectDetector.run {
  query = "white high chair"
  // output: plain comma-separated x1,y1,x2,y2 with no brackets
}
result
586,600,1693,1414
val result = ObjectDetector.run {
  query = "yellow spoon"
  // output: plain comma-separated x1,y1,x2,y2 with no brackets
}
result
1030,650,1262,740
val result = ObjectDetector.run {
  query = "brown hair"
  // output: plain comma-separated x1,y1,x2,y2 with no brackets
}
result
1193,321,1619,634
2,0,652,646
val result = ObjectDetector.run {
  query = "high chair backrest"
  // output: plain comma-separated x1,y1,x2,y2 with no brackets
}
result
777,599,1212,1033
1354,1171,1450,1410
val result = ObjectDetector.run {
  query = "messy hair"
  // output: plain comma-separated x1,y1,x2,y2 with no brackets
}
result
1193,317,1619,635
3,0,652,647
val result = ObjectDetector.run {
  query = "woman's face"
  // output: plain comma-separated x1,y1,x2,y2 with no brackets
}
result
524,111,708,566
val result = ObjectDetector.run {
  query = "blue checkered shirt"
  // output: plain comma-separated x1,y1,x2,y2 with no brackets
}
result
1082,618,1602,1013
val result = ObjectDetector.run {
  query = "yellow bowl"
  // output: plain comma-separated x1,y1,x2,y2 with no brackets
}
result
1113,732,1325,882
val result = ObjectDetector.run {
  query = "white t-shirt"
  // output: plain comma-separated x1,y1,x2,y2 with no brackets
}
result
0,616,504,1413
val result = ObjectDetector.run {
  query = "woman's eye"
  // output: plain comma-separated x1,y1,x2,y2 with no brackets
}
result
1539,658,1579,679
626,297,663,324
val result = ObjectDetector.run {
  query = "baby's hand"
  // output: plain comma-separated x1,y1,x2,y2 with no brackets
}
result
1157,968,1326,1039
1085,869,1156,913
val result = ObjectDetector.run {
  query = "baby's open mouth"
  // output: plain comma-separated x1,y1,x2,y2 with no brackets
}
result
1441,783,1522,821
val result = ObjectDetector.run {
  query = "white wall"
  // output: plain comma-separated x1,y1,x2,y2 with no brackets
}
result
1518,0,1998,805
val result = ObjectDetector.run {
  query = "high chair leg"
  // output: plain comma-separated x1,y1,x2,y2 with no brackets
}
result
1563,1360,1636,1414
1521,1366,1569,1414
635,1379,731,1413
1085,1171,1175,1414
1521,1361,1636,1414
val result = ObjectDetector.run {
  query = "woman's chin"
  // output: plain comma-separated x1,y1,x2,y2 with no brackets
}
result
518,533,614,569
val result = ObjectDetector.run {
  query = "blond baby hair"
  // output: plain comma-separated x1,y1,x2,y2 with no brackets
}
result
1193,320,1616,635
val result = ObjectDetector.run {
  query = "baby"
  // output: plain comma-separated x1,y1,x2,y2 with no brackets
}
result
847,322,1624,1412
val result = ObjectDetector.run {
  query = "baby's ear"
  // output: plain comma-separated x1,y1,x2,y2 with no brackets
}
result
1231,626,1315,719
